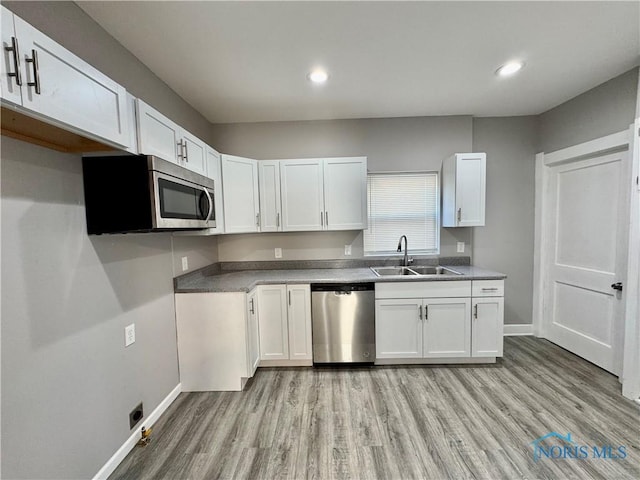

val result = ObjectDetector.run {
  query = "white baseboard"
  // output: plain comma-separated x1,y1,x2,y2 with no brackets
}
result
504,324,534,336
92,383,182,480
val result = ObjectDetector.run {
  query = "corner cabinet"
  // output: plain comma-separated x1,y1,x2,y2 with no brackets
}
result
174,290,260,392
1,6,131,149
136,99,207,176
442,153,486,227
257,284,313,365
221,154,260,233
280,157,367,231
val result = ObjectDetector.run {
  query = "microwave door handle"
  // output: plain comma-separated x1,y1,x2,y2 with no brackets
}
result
203,188,213,222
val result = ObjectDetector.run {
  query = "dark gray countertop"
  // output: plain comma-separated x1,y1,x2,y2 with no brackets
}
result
174,263,506,294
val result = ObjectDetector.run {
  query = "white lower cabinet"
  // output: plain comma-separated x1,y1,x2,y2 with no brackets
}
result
257,284,312,365
375,280,502,363
375,297,470,359
174,290,260,392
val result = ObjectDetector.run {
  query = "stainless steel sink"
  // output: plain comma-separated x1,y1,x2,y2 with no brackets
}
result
409,266,461,276
370,266,418,277
370,265,462,277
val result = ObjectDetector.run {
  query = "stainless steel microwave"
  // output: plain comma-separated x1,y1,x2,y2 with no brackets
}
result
82,155,215,234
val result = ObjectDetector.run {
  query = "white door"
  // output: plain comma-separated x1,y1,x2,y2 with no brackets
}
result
1,7,22,105
375,299,422,359
258,161,282,232
423,299,471,358
545,151,629,374
257,285,289,361
456,153,486,226
205,148,225,234
323,157,368,230
280,159,325,231
221,155,260,233
287,285,312,360
472,297,504,357
180,129,207,176
247,290,260,376
137,99,181,164
15,16,130,148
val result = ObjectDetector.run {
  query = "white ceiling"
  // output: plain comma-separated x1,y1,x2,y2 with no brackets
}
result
78,1,640,124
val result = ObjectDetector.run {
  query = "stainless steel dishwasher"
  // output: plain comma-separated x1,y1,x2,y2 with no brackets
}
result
311,283,375,364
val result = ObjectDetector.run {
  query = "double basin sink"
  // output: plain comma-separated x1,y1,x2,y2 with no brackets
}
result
370,265,462,277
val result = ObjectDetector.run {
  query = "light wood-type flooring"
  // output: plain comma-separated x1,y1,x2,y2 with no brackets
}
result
110,337,639,479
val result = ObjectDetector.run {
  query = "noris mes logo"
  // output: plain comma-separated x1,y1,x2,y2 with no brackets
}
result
530,432,627,462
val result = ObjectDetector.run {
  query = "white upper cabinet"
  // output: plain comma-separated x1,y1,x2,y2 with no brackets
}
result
442,153,486,227
1,7,131,149
280,159,325,231
221,154,260,233
137,99,208,176
258,160,282,232
204,147,225,234
323,157,368,230
280,157,367,232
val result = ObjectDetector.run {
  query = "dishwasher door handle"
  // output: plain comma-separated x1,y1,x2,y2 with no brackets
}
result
333,290,352,295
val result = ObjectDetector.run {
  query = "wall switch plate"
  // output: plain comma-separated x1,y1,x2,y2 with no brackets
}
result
344,245,352,256
181,256,188,271
457,242,465,253
274,248,282,259
125,324,135,347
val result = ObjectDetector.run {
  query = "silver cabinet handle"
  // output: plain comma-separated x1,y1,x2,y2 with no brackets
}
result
177,139,184,162
276,212,280,227
474,304,478,319
288,291,292,305
5,36,22,85
481,287,498,291
418,305,422,320
256,212,260,227
424,304,428,320
320,211,324,227
25,49,40,94
325,211,328,227
184,141,188,163
457,208,462,223
249,298,255,314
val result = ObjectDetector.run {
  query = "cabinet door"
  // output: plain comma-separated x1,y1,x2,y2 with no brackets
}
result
280,159,325,231
14,16,130,148
1,7,22,105
180,129,207,176
423,299,471,358
137,99,180,164
456,153,486,226
205,147,225,234
324,157,368,230
221,155,260,233
287,284,312,360
472,297,504,357
258,161,282,232
247,289,260,376
257,285,289,360
375,299,422,359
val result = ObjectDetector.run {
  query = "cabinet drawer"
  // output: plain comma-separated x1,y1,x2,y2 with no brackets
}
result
472,280,504,297
375,281,471,299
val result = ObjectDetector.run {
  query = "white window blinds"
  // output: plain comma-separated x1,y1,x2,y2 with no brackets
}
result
364,172,439,255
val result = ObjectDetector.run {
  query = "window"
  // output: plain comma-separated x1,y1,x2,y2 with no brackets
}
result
364,172,439,255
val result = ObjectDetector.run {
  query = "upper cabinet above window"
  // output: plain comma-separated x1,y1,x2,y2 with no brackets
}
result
0,6,131,150
442,153,486,227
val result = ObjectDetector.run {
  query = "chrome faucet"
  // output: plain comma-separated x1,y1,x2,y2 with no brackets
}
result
397,235,413,267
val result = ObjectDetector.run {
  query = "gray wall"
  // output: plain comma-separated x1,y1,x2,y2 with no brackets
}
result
538,67,639,153
212,116,474,260
1,2,217,479
472,117,538,325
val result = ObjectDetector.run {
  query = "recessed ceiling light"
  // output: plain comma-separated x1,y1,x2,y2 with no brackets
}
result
496,61,524,77
308,69,329,83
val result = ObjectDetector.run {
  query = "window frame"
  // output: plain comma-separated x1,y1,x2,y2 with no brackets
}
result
364,170,440,257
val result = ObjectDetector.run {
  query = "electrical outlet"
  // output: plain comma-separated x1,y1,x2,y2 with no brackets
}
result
181,256,188,271
457,242,465,253
129,402,144,429
275,248,282,259
344,245,352,256
125,323,135,347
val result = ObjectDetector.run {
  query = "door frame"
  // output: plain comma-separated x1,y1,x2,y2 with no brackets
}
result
533,126,638,399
